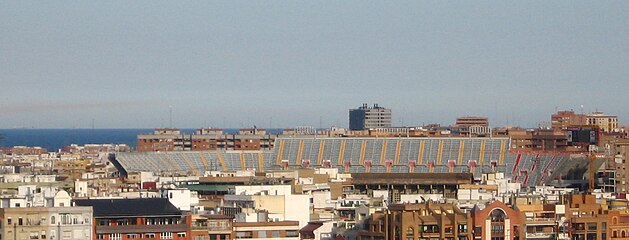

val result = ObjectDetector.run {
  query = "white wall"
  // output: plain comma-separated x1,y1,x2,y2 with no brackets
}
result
284,194,310,229
163,188,197,211
372,190,389,202
53,190,71,207
234,185,292,196
74,180,88,198
18,185,37,197
400,194,443,203
313,191,333,209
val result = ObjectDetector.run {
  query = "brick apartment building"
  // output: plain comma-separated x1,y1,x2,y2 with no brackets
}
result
471,200,525,240
137,128,275,152
567,194,609,239
358,202,471,240
551,110,619,133
73,198,190,240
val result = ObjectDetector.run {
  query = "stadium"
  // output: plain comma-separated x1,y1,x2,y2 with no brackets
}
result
112,137,590,187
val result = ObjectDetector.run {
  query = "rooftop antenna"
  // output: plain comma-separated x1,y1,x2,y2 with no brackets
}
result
319,116,322,129
506,114,509,127
169,106,173,128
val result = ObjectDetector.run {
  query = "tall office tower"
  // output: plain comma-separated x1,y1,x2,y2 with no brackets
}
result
349,103,392,130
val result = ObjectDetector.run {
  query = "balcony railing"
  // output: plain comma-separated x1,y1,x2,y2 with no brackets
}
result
526,232,556,238
96,224,188,234
526,217,556,223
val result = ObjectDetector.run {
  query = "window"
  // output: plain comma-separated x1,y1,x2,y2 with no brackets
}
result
161,232,173,239
110,233,122,240
286,230,299,237
7,217,12,225
421,225,439,233
575,223,585,231
236,231,253,239
177,232,186,238
491,224,504,233
128,234,139,238
145,233,156,238
96,234,105,239
458,224,468,233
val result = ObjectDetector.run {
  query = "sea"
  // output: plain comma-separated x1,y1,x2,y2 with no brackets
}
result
0,128,284,151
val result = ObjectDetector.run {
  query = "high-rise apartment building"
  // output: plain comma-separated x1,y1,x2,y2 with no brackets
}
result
455,116,489,127
551,110,587,130
137,128,276,152
349,104,392,130
455,116,491,136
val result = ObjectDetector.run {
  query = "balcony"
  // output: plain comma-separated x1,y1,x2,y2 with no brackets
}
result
96,224,188,234
526,232,556,239
525,218,557,225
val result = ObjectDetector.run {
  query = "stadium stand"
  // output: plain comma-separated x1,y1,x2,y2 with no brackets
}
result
113,137,578,187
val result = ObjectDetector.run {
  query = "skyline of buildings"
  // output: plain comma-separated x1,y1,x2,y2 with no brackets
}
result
2,104,628,130
3,1,629,239
1,106,628,240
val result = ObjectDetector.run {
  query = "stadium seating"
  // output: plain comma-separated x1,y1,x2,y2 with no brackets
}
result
114,137,574,187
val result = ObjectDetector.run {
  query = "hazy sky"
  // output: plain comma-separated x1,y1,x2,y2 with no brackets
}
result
1,1,628,129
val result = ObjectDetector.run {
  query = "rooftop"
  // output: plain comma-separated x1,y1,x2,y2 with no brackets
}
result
74,198,181,217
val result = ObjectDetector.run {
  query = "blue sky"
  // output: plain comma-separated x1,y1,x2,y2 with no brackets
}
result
1,1,628,128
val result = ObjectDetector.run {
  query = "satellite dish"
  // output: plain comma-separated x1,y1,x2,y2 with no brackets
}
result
558,216,567,225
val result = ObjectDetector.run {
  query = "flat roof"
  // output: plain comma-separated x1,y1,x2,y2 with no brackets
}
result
350,173,473,185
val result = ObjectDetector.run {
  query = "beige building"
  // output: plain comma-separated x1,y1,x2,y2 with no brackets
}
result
0,206,93,240
359,202,471,240
233,221,300,239
587,112,619,133
567,194,609,240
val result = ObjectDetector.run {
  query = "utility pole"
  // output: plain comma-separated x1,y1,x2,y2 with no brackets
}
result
588,151,596,192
